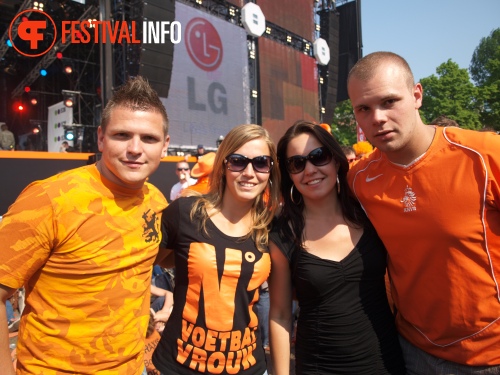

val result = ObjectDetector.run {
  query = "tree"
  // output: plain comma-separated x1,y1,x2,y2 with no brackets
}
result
330,99,357,146
420,60,482,130
470,28,500,130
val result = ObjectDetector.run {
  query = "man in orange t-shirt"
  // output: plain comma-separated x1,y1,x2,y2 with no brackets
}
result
347,52,500,374
0,77,170,375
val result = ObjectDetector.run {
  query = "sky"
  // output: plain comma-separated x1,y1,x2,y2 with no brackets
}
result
361,0,500,82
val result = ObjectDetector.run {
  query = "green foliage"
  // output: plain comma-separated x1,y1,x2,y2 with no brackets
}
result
420,60,482,130
470,28,500,130
330,100,357,146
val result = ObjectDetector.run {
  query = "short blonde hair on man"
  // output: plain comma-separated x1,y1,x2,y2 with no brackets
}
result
348,51,415,92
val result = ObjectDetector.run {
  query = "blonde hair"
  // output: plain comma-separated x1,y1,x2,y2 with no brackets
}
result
190,125,281,252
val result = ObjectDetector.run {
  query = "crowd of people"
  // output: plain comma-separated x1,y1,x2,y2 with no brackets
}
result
1,51,499,375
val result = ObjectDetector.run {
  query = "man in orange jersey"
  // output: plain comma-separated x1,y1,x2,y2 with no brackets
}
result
0,76,170,375
347,52,500,374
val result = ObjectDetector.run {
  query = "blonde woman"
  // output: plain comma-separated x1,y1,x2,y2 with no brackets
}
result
153,125,280,375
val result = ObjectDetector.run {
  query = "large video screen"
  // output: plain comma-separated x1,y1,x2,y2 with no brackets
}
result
259,38,319,143
257,0,314,40
162,2,250,148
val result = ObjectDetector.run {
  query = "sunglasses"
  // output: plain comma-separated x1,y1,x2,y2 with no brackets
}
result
177,167,189,171
225,154,273,173
286,147,333,174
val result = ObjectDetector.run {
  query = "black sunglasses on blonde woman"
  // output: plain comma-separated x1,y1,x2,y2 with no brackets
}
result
224,154,273,173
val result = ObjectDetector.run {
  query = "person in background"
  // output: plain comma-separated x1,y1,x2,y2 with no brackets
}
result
347,51,500,374
184,144,208,162
254,280,270,352
341,145,357,164
269,120,405,375
169,161,197,201
0,76,170,375
352,140,374,160
59,140,75,153
0,123,15,150
152,124,281,375
431,115,460,127
183,152,216,196
143,310,162,375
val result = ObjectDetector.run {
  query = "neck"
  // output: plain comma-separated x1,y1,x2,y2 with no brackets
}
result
388,124,436,165
303,193,342,220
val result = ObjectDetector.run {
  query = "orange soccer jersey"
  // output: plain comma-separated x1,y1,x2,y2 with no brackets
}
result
0,164,168,374
348,126,500,365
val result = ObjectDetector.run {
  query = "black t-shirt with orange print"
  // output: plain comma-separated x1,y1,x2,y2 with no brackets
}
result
153,196,270,375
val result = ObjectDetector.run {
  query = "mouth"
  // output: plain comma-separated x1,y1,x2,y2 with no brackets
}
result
374,129,394,140
305,178,322,186
238,181,257,188
123,161,144,168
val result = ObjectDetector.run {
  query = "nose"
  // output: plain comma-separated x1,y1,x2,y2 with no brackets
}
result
241,161,256,176
127,136,142,155
303,159,317,174
372,107,387,124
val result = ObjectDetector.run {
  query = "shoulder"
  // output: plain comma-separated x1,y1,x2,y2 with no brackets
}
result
442,126,500,152
269,220,295,262
145,184,168,212
347,149,385,185
165,196,196,215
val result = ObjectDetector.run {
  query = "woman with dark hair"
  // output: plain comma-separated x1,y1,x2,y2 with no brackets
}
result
269,121,405,374
152,124,281,375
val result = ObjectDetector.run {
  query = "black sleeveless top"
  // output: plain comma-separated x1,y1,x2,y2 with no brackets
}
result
269,224,406,374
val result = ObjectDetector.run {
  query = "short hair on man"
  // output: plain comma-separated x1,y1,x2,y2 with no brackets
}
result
101,76,169,135
348,51,415,92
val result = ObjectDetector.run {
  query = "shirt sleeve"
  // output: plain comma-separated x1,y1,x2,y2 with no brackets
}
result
268,224,296,264
0,183,55,289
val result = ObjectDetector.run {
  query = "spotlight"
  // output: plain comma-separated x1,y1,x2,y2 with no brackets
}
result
40,69,47,76
62,59,74,75
62,90,80,108
31,97,38,105
64,97,75,107
64,129,75,141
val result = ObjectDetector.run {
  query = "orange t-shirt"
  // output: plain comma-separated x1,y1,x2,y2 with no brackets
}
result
144,330,161,375
348,126,500,365
0,165,168,374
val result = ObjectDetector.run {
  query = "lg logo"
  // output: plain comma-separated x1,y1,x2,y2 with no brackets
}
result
185,18,223,72
9,9,57,57
185,17,227,114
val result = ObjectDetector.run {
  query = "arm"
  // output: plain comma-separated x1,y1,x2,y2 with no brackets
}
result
0,284,17,375
155,247,175,269
268,241,293,375
150,284,173,323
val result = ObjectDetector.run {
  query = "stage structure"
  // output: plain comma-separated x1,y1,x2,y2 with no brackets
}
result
1,0,361,149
